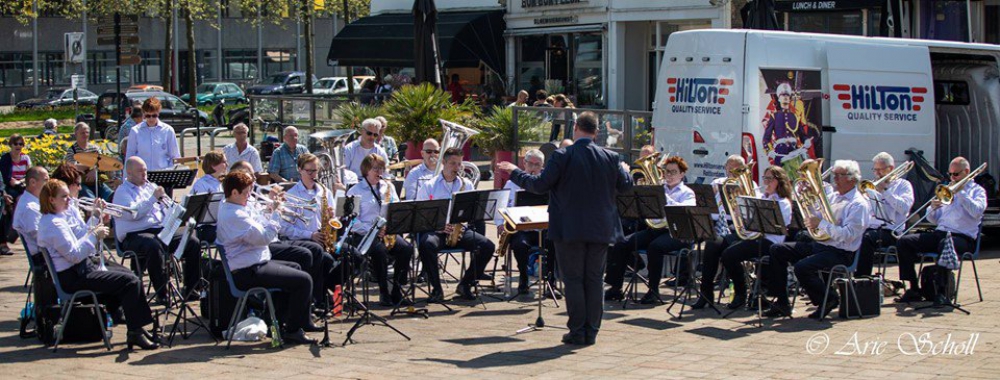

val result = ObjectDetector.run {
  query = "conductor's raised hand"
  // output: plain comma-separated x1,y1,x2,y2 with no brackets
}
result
496,161,518,174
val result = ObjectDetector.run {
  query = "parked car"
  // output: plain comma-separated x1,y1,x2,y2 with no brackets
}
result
15,88,99,109
127,84,165,93
313,77,362,95
246,71,317,95
91,91,209,139
180,82,247,105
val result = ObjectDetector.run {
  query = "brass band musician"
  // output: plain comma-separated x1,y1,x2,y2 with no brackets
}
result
858,152,914,277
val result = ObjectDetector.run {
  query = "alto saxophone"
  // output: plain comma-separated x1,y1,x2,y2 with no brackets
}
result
445,179,467,247
319,183,342,253
382,179,397,249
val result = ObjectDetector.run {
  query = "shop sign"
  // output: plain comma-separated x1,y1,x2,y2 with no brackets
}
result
533,16,578,25
522,0,587,8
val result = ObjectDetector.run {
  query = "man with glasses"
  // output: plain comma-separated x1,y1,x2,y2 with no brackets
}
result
858,152,914,277
223,123,263,173
403,138,439,200
375,116,399,163
124,97,180,173
894,156,985,304
766,160,870,319
497,149,559,297
342,119,389,186
269,126,309,183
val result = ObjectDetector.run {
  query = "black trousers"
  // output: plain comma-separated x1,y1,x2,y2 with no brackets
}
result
58,258,154,331
646,234,693,293
196,225,217,247
230,260,312,332
605,228,668,289
120,227,202,298
700,233,740,296
896,230,974,283
859,228,897,277
276,239,336,301
721,238,774,295
767,242,853,306
552,240,606,340
348,233,413,297
510,231,556,286
418,229,495,292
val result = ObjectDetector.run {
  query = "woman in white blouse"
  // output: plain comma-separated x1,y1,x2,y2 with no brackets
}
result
190,151,227,243
37,179,158,350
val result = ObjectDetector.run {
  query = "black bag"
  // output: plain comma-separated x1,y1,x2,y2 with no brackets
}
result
25,267,58,340
37,303,110,346
920,265,956,302
837,276,882,318
201,260,238,339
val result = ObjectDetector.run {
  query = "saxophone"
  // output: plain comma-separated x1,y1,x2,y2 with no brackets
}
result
445,179,467,247
381,179,396,249
319,183,342,253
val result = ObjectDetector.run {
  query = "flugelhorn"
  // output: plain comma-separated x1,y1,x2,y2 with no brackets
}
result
78,197,138,218
793,159,837,241
892,162,986,238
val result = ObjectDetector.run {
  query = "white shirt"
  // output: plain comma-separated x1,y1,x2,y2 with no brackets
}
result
416,174,472,201
346,178,399,234
503,179,522,208
191,175,222,195
112,180,167,241
817,187,871,252
927,182,986,239
342,140,389,182
278,181,337,241
126,121,180,171
664,182,697,206
217,201,283,271
403,163,434,200
868,178,915,231
761,192,794,245
12,192,41,256
223,143,263,173
37,211,97,273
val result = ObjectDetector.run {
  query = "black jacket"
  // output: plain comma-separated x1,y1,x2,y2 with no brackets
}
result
509,138,632,244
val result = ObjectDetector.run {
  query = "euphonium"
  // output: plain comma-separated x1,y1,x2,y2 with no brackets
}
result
319,183,342,253
721,161,761,240
629,152,669,229
445,178,467,247
793,158,837,241
382,179,397,249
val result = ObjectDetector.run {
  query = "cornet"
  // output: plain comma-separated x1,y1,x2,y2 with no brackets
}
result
78,197,138,218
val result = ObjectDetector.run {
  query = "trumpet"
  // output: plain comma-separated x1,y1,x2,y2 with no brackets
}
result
892,162,987,238
78,197,138,218
250,192,309,224
256,184,319,210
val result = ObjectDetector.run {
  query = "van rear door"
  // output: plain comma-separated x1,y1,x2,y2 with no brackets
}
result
825,42,935,174
652,31,746,184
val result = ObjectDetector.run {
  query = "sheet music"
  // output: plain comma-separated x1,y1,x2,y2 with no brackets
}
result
491,190,512,225
158,197,188,245
501,206,549,225
173,218,195,259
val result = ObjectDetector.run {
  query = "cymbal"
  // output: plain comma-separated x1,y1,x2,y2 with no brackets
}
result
388,159,423,170
73,152,124,171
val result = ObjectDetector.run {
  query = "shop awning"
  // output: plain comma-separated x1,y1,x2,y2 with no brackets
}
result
326,10,505,74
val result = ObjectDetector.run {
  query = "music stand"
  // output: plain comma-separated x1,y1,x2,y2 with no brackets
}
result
164,193,219,346
722,197,787,326
147,168,198,190
689,183,718,209
515,190,549,207
342,218,411,346
614,186,666,308
663,206,721,319
449,190,509,306
385,199,453,317
495,190,550,299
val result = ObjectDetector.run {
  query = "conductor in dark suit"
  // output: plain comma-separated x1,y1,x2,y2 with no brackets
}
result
497,111,632,346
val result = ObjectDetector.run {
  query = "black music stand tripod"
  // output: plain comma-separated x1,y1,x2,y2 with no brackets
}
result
164,194,218,346
665,206,722,319
342,218,411,346
614,186,666,309
450,190,508,307
722,197,786,327
387,199,453,317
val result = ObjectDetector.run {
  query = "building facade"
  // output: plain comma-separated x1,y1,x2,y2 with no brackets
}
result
1,4,341,105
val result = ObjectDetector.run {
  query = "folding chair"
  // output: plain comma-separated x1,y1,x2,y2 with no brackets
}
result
917,225,984,304
217,246,283,349
38,247,112,352
817,249,864,321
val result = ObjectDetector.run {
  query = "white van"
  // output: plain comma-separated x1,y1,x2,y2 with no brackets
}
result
652,29,1000,224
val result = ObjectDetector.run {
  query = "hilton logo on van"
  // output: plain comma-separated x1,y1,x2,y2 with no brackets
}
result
667,77,733,115
833,84,927,122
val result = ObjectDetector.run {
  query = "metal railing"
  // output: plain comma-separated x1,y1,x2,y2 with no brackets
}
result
511,106,653,164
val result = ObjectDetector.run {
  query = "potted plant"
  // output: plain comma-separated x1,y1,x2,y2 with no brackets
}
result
476,105,545,188
383,83,475,159
333,102,383,131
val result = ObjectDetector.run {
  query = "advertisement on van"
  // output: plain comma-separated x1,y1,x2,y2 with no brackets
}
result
759,69,824,176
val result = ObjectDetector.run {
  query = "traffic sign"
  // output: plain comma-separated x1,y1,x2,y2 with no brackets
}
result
98,14,138,25
97,24,139,36
119,46,139,55
97,35,140,46
120,55,142,66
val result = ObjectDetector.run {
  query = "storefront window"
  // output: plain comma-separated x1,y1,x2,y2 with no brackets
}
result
516,32,605,108
919,0,970,42
573,33,602,108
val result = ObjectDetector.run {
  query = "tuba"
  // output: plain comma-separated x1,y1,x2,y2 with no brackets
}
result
629,152,668,229
793,158,837,241
435,119,481,188
859,161,914,197
721,161,761,240
311,129,356,189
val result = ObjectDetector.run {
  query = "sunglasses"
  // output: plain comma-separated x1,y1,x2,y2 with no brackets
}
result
948,172,964,177
364,130,380,137
10,142,24,147
145,114,159,119
423,149,440,154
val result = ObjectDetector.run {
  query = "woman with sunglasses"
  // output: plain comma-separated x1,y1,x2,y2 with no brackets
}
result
0,134,31,255
123,97,180,173
342,118,390,185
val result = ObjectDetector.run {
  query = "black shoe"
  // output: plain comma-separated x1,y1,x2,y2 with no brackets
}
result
517,284,531,295
584,334,596,346
477,273,494,281
808,298,839,320
379,292,394,307
427,289,446,303
639,291,661,305
282,329,317,345
665,277,689,288
455,283,476,301
561,333,586,345
896,289,924,303
302,322,325,333
0,246,13,256
727,293,747,310
763,303,792,318
126,330,160,350
604,287,624,301
691,295,712,310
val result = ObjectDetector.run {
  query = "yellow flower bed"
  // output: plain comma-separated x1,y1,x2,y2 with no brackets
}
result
0,135,120,171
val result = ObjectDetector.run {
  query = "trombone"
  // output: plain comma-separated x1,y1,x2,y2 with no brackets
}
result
78,197,139,218
858,161,914,199
892,162,987,238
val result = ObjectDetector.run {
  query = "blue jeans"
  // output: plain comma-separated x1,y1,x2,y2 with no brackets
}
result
80,183,114,202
